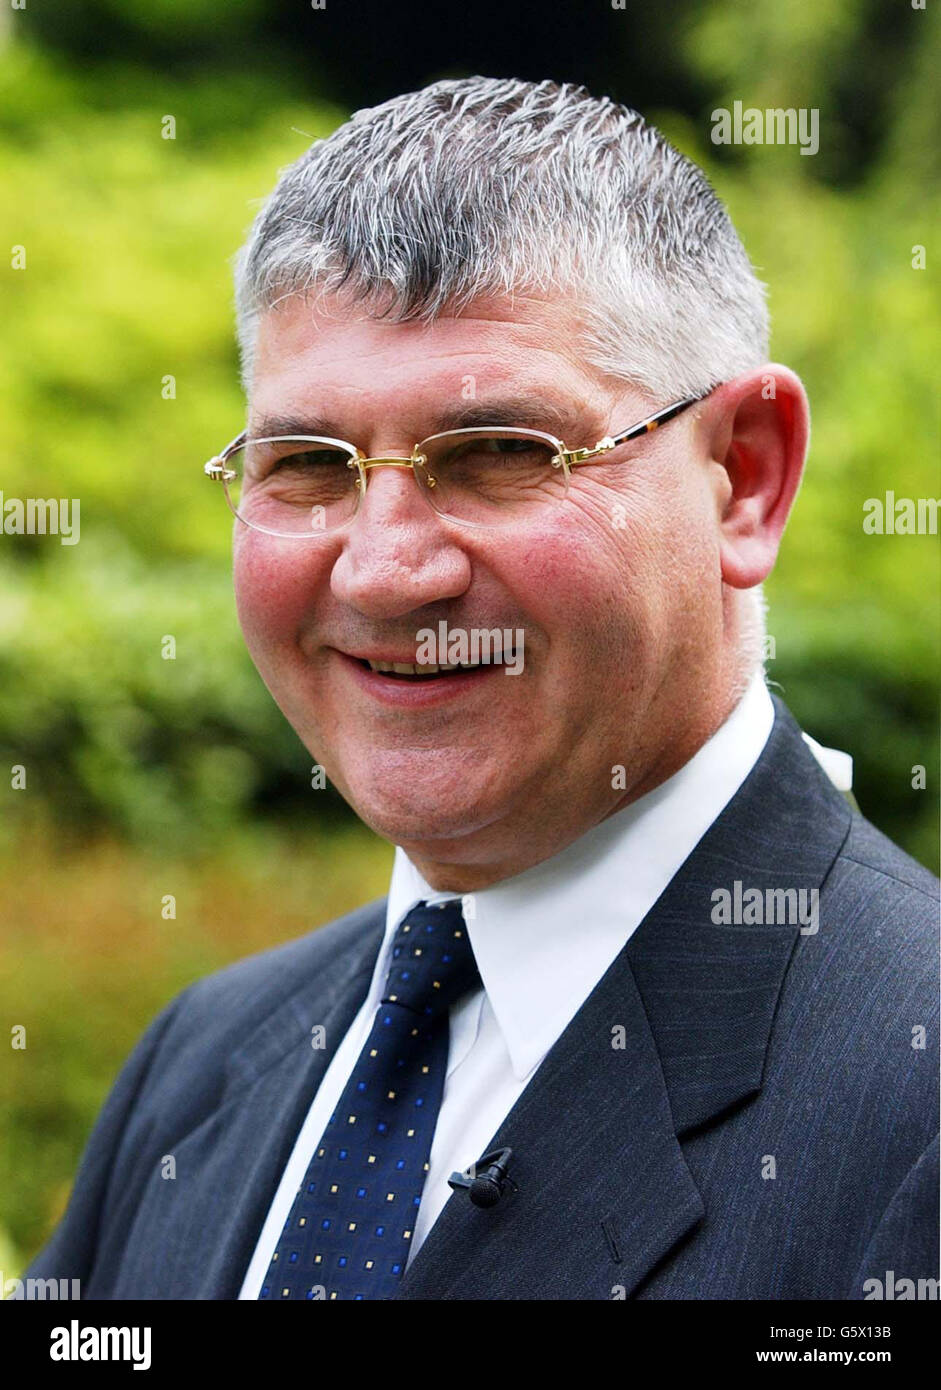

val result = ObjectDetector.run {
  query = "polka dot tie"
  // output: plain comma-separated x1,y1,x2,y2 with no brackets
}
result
258,899,481,1300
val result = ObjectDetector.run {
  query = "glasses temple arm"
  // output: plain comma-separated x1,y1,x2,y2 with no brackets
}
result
606,393,705,449
216,429,247,460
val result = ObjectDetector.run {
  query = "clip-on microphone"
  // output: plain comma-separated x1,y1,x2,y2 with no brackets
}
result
447,1147,518,1208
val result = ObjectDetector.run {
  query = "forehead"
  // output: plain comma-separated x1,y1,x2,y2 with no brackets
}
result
248,292,616,433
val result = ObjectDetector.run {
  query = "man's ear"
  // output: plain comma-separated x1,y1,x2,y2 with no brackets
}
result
701,366,810,589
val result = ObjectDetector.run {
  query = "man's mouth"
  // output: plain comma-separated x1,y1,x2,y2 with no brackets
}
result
358,657,513,681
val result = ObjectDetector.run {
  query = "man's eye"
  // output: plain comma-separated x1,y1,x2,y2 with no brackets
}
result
251,446,349,476
482,437,538,455
274,449,345,469
447,437,547,463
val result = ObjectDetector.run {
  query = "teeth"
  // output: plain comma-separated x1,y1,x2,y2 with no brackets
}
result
365,659,495,675
367,660,442,675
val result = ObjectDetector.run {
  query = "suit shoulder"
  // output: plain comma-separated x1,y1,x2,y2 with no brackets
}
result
838,812,939,905
808,812,938,1016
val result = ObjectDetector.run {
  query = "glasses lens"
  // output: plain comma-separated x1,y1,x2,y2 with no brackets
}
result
223,437,359,536
415,429,566,525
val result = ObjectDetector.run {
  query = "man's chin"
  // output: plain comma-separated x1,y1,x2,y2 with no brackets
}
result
338,778,508,853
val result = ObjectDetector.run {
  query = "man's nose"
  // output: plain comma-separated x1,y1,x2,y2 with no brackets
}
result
329,460,471,620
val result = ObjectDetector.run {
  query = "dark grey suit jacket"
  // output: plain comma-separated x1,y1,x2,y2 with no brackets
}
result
25,698,939,1298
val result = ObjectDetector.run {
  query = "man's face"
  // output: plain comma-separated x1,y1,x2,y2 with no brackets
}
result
234,293,731,888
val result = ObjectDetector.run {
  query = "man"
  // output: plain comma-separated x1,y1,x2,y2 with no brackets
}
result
26,77,938,1300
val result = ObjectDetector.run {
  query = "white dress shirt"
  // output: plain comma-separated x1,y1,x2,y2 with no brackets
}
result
240,674,844,1296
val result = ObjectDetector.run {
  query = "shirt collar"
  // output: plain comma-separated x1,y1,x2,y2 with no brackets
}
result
386,674,777,1080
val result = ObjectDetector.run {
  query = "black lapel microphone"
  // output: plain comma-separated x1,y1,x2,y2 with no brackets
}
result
447,1147,518,1208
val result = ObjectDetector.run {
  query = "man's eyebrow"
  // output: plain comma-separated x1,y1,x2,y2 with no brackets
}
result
428,396,579,434
248,411,339,440
248,395,583,442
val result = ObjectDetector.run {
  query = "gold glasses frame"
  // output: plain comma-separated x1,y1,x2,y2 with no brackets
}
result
203,390,710,536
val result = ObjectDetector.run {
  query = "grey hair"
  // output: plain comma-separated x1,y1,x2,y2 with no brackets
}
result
233,75,769,400
736,585,771,697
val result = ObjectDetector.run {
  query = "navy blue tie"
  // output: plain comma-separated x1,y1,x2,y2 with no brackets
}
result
259,899,481,1300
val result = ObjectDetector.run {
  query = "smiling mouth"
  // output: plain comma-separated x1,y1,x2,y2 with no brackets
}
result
358,658,514,680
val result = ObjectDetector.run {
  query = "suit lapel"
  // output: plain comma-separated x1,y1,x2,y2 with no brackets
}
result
624,704,850,1138
398,699,852,1299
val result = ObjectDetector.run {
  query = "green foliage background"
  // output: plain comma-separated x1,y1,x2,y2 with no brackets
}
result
0,0,938,1277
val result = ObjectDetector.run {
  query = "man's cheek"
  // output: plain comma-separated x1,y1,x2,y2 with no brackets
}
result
234,574,276,657
234,547,304,648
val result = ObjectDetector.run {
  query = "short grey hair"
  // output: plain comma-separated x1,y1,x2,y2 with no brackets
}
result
233,75,769,401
